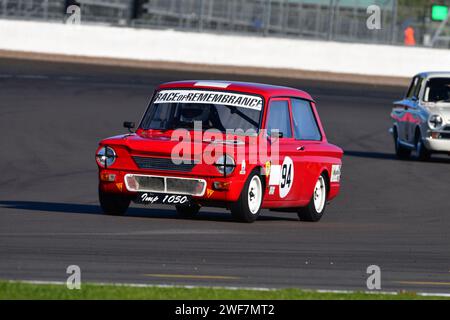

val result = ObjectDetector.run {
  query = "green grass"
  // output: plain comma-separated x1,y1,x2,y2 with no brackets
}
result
0,281,446,300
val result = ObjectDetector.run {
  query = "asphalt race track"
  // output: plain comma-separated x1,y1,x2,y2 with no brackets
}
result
1,58,449,294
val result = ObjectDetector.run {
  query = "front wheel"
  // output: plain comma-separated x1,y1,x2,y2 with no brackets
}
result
230,170,264,223
297,174,328,222
99,188,130,216
414,132,431,161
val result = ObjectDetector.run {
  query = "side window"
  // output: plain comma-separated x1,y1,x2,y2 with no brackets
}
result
291,99,322,141
406,77,419,99
266,100,292,138
413,77,424,99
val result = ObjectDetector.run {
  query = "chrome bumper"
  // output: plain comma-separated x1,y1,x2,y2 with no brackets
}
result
124,174,207,196
423,138,450,152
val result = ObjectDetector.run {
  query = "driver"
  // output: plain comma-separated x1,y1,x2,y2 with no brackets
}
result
180,104,210,124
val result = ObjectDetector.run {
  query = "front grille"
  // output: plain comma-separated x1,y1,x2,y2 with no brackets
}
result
133,156,196,172
125,174,206,196
436,126,450,139
166,178,201,194
134,176,165,191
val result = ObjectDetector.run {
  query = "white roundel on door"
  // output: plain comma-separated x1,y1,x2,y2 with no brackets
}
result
279,156,294,198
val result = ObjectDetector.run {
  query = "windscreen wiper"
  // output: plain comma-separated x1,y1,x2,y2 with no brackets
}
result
225,106,259,128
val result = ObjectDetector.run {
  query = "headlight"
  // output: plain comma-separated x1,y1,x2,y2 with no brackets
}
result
428,114,444,129
96,146,117,168
215,154,235,176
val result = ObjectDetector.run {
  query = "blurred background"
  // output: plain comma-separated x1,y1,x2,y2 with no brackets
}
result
0,0,449,48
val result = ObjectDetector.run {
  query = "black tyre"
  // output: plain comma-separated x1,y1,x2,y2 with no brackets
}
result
413,130,431,161
230,170,264,223
297,174,328,222
393,128,411,159
175,203,200,219
99,188,130,216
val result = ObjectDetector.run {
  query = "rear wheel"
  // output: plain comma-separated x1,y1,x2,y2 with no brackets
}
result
297,174,327,222
230,170,263,223
99,188,130,216
393,128,411,159
176,203,200,219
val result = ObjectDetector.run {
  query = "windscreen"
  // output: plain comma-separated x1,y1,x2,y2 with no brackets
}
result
424,78,450,103
140,90,263,133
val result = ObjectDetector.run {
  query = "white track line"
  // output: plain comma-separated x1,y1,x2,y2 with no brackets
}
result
0,230,240,236
6,280,450,298
16,75,49,79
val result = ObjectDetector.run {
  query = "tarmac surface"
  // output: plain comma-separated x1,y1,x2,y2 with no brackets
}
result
1,58,449,293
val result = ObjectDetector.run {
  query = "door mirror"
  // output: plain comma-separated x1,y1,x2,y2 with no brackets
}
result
266,130,283,144
268,130,283,139
123,121,135,133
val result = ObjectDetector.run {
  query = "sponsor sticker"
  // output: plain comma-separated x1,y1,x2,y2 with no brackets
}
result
269,186,275,195
240,160,246,175
265,161,271,177
268,165,281,186
331,164,342,183
154,90,263,111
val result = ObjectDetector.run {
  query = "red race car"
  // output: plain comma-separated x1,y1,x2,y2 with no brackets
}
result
96,81,343,222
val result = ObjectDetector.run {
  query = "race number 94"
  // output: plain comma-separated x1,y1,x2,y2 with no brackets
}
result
279,156,294,198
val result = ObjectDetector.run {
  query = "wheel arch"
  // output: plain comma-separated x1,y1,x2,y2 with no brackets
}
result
393,124,399,136
414,124,423,141
241,165,266,191
254,165,266,190
320,168,331,199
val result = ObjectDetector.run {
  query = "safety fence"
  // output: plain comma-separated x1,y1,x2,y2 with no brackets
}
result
0,0,448,48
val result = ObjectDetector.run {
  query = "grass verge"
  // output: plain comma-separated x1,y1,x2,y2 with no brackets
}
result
0,281,446,300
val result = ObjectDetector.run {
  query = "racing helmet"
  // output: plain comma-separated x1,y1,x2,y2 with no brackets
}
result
180,104,210,123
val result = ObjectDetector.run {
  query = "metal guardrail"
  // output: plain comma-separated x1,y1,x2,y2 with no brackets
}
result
0,0,63,20
0,0,133,23
135,0,399,44
0,0,448,48
76,0,133,24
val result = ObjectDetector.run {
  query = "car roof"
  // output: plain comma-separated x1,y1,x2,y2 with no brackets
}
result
156,80,314,102
415,71,450,79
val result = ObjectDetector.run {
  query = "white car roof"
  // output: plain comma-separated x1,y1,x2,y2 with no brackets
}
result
415,72,450,79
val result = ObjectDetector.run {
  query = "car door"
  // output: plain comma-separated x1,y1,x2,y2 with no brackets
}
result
264,98,302,204
393,76,420,144
288,98,325,202
405,77,424,144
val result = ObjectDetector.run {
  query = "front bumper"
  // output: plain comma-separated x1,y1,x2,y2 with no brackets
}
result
98,169,247,202
423,138,450,152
